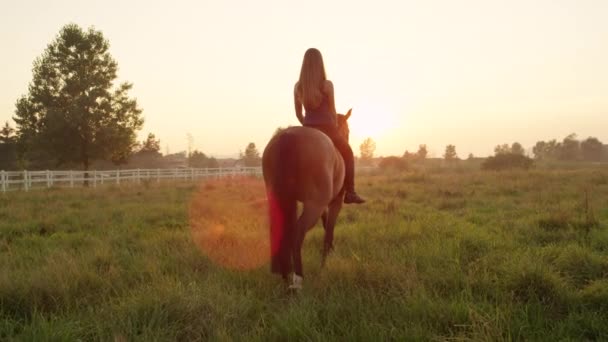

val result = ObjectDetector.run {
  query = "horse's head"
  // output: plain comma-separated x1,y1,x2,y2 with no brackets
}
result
336,109,352,142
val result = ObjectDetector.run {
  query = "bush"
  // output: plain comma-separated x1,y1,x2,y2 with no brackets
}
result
378,156,409,171
481,153,533,171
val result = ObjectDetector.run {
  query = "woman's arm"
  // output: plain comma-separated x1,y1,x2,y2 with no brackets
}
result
294,82,304,125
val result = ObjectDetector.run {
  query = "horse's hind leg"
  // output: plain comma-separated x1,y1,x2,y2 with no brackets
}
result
322,192,344,266
290,203,325,289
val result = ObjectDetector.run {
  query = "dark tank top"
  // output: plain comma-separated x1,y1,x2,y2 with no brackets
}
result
303,94,336,126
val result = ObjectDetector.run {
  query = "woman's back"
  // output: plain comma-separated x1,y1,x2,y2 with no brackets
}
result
302,92,334,126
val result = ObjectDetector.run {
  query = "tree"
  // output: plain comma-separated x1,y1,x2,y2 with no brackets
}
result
359,137,376,165
139,133,161,154
0,121,17,169
129,133,162,168
13,24,143,176
533,139,561,160
559,133,580,161
241,142,261,167
189,150,218,168
402,150,416,161
581,137,604,161
532,141,547,159
494,143,511,155
0,121,15,144
417,144,428,160
443,144,457,161
511,142,525,155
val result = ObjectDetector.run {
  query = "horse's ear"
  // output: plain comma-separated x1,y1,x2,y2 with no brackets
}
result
345,108,352,120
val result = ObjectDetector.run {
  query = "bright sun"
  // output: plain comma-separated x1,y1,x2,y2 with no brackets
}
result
347,102,395,139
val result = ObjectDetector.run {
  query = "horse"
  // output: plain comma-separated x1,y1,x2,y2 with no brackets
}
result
262,109,352,289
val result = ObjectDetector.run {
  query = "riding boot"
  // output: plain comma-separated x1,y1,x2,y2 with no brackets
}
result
344,190,365,204
342,151,365,204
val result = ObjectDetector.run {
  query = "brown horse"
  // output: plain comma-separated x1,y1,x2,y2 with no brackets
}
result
262,109,352,289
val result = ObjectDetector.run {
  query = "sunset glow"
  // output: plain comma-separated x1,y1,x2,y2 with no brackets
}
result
348,104,397,141
1,0,607,158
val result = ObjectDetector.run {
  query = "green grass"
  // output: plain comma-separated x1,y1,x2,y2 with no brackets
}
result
1,168,608,341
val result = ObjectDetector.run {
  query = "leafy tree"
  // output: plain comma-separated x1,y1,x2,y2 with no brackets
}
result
417,144,428,160
467,153,474,160
533,139,561,160
139,133,161,154
359,137,376,165
511,142,525,155
129,133,162,168
0,121,17,169
402,150,416,161
559,133,580,160
0,121,15,144
580,137,604,161
443,144,458,161
494,144,511,155
13,24,143,174
189,150,219,168
241,142,261,167
532,141,547,159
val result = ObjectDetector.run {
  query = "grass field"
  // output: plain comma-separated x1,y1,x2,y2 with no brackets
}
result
1,167,608,341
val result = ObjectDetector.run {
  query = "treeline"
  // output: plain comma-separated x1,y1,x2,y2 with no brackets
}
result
372,133,608,172
532,134,605,161
0,23,266,172
0,123,264,170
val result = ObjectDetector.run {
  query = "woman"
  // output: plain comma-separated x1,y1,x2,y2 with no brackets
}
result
294,48,365,204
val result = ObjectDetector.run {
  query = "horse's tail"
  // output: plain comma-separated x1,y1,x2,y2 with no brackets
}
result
269,132,298,275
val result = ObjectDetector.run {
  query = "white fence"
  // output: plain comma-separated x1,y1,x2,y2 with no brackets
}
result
0,167,263,192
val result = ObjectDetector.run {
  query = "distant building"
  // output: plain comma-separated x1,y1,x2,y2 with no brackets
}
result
162,151,188,168
217,158,241,168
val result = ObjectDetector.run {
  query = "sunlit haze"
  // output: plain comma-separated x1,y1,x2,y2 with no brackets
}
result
1,0,607,158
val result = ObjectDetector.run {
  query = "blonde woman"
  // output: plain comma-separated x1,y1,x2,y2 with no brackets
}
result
294,48,365,204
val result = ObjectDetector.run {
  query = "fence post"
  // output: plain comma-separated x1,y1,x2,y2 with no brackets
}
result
191,168,194,180
1,171,5,193
137,168,141,184
157,169,160,183
46,170,50,188
116,169,120,185
24,170,29,192
93,170,97,188
70,170,74,188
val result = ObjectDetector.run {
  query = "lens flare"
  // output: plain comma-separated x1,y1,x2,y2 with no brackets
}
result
189,177,270,270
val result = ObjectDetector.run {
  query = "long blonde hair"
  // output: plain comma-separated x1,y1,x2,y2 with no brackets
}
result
296,48,327,109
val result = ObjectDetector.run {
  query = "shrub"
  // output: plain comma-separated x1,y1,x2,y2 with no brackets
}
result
481,153,533,171
378,156,409,171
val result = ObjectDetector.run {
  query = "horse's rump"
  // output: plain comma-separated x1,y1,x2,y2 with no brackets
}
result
263,126,345,275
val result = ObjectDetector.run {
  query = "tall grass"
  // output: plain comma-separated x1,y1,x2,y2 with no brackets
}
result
1,168,607,340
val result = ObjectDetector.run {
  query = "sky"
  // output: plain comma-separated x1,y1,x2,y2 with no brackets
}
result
1,0,607,158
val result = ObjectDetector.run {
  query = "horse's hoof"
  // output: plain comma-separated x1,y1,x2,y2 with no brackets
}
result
288,274,303,290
